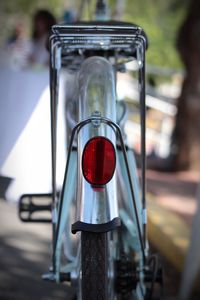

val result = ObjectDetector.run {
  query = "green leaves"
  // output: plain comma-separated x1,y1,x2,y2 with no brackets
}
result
1,0,189,68
123,0,187,68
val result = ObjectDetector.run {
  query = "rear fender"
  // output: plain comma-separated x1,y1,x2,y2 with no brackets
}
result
72,57,120,233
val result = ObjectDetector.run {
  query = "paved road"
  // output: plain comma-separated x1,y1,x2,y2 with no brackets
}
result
0,200,74,300
0,199,179,300
1,169,198,300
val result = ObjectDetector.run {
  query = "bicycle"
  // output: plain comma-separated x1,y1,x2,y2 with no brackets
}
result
19,1,162,299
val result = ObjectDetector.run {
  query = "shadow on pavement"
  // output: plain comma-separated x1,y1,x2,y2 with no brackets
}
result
0,200,74,300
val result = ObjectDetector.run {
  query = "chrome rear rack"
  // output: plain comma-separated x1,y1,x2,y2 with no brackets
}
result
50,23,147,57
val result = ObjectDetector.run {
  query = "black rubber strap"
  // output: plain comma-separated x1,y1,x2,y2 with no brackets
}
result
71,217,121,234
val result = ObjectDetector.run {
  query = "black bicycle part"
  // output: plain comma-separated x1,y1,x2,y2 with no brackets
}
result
144,254,164,300
18,193,52,223
81,231,108,300
72,217,121,234
115,253,139,299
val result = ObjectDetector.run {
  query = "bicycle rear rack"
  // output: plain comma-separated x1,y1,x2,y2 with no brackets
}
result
50,22,147,68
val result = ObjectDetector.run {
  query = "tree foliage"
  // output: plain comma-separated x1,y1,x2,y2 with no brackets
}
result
0,0,189,68
122,0,189,68
0,0,67,44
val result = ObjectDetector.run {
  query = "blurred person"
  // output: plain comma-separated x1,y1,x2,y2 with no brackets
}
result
7,23,25,45
3,22,31,69
29,9,56,67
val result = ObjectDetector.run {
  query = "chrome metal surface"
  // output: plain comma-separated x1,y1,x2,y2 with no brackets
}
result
49,24,147,65
53,115,146,267
76,57,118,224
49,39,61,272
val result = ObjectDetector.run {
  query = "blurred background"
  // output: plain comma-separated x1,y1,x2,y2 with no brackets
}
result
0,0,200,299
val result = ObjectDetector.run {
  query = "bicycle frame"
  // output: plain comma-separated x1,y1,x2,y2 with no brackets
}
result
47,23,148,294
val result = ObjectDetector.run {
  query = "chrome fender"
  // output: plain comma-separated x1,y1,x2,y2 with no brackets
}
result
72,57,120,232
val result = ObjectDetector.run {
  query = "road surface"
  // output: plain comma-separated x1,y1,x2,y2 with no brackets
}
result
0,199,74,300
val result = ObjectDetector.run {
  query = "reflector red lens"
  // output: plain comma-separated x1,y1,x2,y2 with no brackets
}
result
82,137,116,186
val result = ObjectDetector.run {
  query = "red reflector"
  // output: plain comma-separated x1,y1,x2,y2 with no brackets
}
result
82,136,116,186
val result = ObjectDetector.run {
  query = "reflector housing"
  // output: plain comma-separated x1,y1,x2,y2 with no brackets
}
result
82,136,116,186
